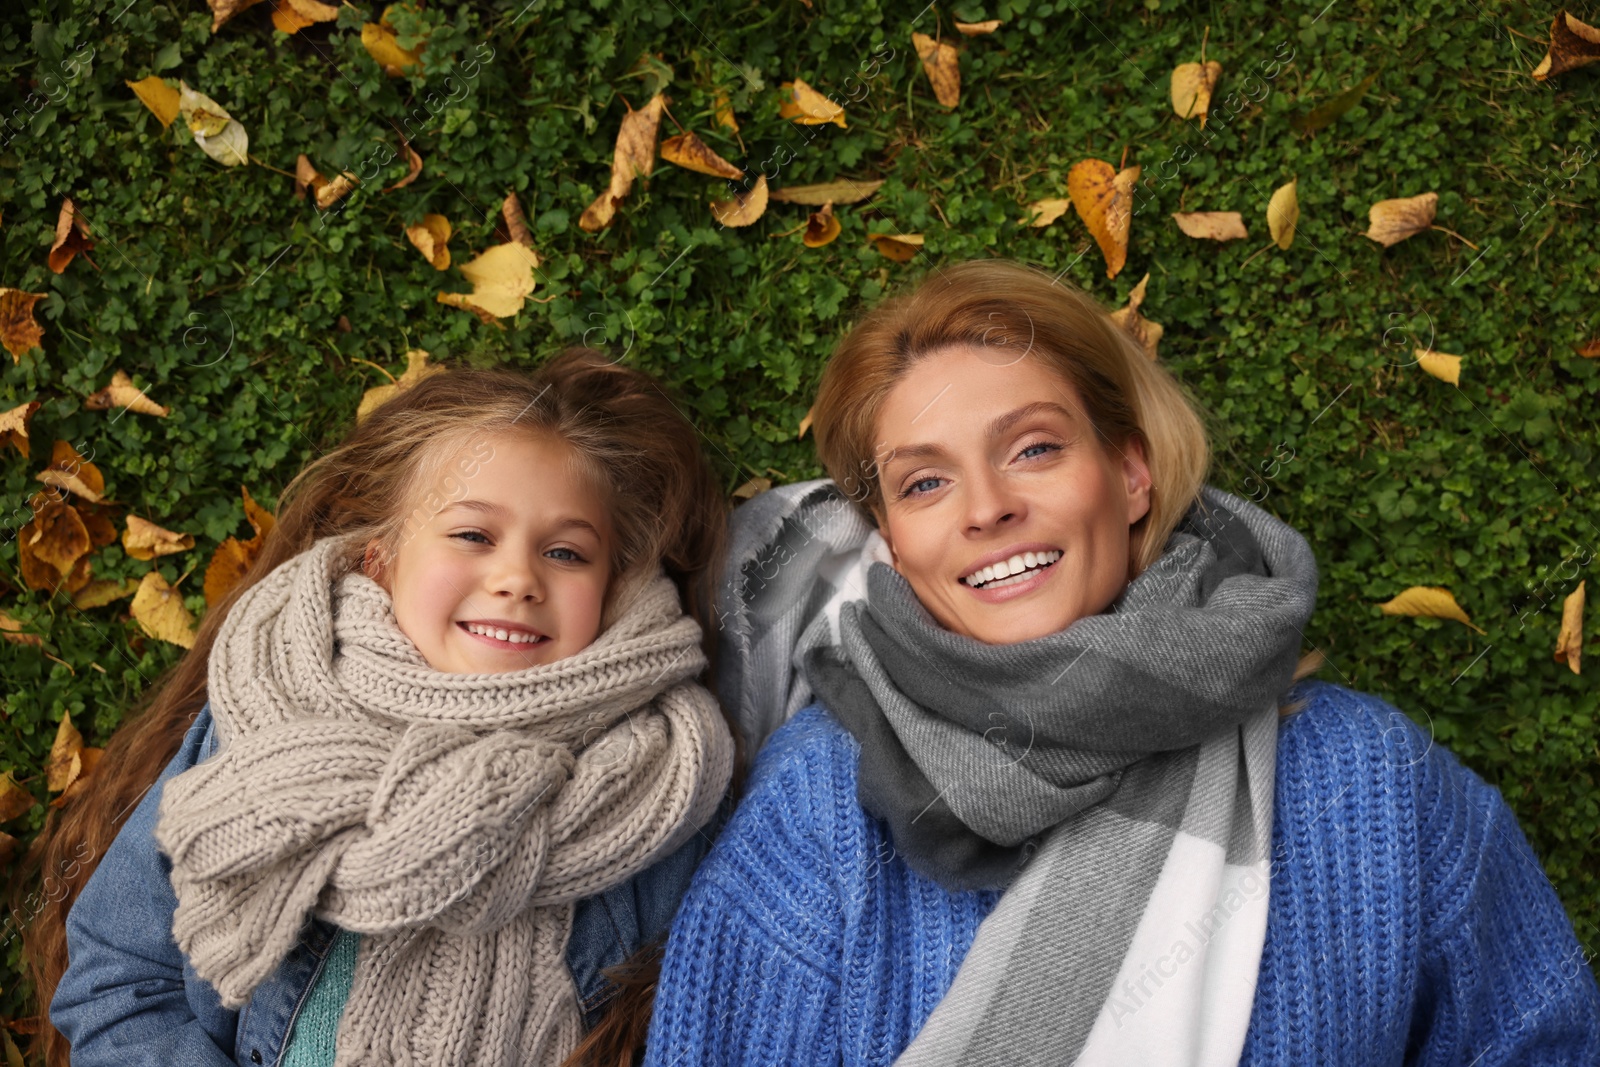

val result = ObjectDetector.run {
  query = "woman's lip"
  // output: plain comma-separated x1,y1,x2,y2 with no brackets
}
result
456,621,550,650
962,557,1059,603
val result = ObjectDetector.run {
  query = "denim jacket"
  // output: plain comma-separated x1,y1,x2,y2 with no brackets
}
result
51,703,732,1067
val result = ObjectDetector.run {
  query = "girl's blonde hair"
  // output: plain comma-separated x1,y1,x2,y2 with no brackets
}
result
14,348,739,1067
810,258,1323,697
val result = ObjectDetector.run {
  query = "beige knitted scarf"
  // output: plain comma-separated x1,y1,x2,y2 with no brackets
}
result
153,534,734,1067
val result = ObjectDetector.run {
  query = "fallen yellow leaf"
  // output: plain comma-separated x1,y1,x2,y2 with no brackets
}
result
868,231,924,262
85,369,170,417
51,745,104,807
437,243,542,321
361,15,423,76
1170,60,1223,126
405,214,452,270
1533,11,1600,81
714,91,740,132
798,406,814,439
72,576,140,610
79,501,119,549
1416,349,1462,385
123,515,196,561
178,82,249,167
732,476,772,500
357,349,446,421
1377,585,1486,635
207,0,266,32
661,132,744,179
579,93,666,232
710,174,770,228
0,289,46,362
1023,198,1073,227
0,400,39,457
0,609,42,647
803,202,841,248
1068,159,1141,279
0,773,35,823
315,171,359,210
130,570,197,649
387,141,424,192
36,440,105,503
1267,179,1299,250
1554,580,1585,673
48,199,95,275
1365,192,1438,247
770,179,884,205
779,78,847,127
204,485,276,604
45,712,83,793
127,76,182,128
955,19,1002,34
1108,272,1163,360
912,32,961,108
501,192,535,248
1171,211,1248,241
270,0,339,34
18,492,90,592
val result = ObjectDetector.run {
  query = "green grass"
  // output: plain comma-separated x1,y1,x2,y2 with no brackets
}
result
1,0,1597,1032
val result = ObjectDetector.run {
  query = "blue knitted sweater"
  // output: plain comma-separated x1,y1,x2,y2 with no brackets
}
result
642,680,1600,1066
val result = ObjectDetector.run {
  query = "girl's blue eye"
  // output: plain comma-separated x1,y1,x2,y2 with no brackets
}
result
546,547,583,562
451,530,490,544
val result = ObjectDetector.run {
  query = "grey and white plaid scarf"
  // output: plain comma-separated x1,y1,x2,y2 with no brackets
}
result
719,480,1318,1066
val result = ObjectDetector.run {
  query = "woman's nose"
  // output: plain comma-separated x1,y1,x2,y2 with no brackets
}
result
963,468,1024,531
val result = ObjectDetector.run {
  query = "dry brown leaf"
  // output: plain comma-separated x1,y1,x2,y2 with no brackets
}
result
19,491,91,590
1267,178,1299,250
49,199,96,275
51,746,104,808
1108,272,1164,360
955,19,1002,34
0,609,42,647
1377,585,1486,634
579,93,666,232
770,179,884,205
661,132,745,179
204,486,276,605
0,289,46,362
386,142,424,192
1365,192,1438,247
0,400,39,457
405,214,452,271
357,349,447,421
293,154,321,201
361,13,423,76
45,712,83,792
127,76,182,128
912,32,961,108
270,0,339,34
1023,198,1073,227
0,831,15,866
436,243,542,321
36,440,105,503
732,476,772,500
130,570,197,649
1170,61,1223,126
0,774,35,823
72,577,140,610
1554,579,1585,673
710,175,770,227
1171,211,1248,241
803,202,841,248
85,369,170,417
208,0,267,32
1533,11,1600,80
714,91,740,132
1416,349,1462,385
78,501,119,548
868,231,924,262
123,515,195,561
779,79,847,127
798,406,814,439
1573,338,1600,357
501,192,535,248
1067,159,1141,279
315,172,359,210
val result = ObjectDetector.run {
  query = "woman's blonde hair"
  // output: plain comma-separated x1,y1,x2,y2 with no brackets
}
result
810,258,1324,699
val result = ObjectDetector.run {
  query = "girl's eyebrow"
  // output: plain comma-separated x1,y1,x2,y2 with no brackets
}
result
440,499,601,536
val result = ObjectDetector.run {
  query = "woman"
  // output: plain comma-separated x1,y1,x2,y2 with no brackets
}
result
643,259,1600,1065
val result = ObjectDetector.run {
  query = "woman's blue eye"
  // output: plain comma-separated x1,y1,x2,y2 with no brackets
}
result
903,476,943,498
1019,441,1060,460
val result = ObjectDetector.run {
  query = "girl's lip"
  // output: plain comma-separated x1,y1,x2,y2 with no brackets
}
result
963,556,1060,604
456,621,550,650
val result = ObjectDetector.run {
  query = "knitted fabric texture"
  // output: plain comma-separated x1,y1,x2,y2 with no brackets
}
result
153,534,734,1067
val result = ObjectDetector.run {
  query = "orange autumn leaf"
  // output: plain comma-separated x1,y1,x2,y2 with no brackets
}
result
0,609,43,647
386,141,424,192
270,0,339,34
1108,272,1163,360
1022,198,1073,227
204,486,277,605
714,91,740,132
778,78,846,127
1068,159,1141,279
361,6,424,76
207,0,267,31
661,132,744,179
1170,61,1223,126
18,491,91,591
0,289,46,361
85,369,170,417
405,214,452,270
1554,580,1585,674
1377,585,1486,635
130,570,197,648
36,439,105,503
868,231,924,262
912,32,961,108
123,515,196,560
710,174,770,227
802,202,841,248
51,746,105,807
1365,192,1438,247
45,711,84,793
501,192,535,248
955,19,1001,35
0,400,39,457
579,93,666,232
0,773,36,823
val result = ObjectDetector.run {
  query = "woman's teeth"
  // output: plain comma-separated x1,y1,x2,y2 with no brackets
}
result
463,623,543,644
962,550,1062,589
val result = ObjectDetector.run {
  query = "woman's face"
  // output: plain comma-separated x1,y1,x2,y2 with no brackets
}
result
366,431,614,673
872,343,1152,645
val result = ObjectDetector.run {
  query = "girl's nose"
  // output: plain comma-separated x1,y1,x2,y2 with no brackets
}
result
491,555,544,601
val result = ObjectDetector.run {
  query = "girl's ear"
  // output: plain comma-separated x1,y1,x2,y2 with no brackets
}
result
362,539,389,586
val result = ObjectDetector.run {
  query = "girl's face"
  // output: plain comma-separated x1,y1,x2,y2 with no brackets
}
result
366,431,614,673
872,343,1152,645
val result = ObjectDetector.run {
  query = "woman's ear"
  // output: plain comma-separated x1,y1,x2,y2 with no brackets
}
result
1122,434,1154,526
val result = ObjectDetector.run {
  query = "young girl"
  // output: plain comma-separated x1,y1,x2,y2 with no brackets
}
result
34,349,738,1067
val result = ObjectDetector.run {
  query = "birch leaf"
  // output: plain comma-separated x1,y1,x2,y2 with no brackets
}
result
357,349,445,421
405,214,452,270
0,610,43,647
1171,211,1248,241
45,712,84,793
1108,272,1163,360
52,746,105,807
0,400,39,457
661,132,744,179
271,0,339,34
361,15,423,76
85,369,170,416
501,192,535,248
1023,198,1073,227
48,199,96,275
0,774,35,823
36,440,105,503
0,289,46,361
130,570,197,649
802,202,841,248
178,82,249,166
779,79,846,127
912,32,961,108
1533,12,1600,80
714,91,739,132
18,492,90,591
127,76,182,128
1067,159,1141,279
207,0,267,32
579,93,666,232
437,243,542,320
315,172,359,210
1416,349,1462,385
1377,585,1486,634
123,515,196,560
385,142,424,191
1267,179,1299,250
1554,580,1585,673
771,179,884,205
710,174,769,227
955,19,1001,34
732,477,772,500
1170,60,1222,126
72,577,140,610
204,485,277,604
868,232,924,262
1365,192,1438,247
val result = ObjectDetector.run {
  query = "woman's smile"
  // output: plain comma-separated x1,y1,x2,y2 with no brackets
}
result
958,544,1064,602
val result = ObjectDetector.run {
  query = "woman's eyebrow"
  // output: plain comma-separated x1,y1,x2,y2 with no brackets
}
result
881,401,1076,472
